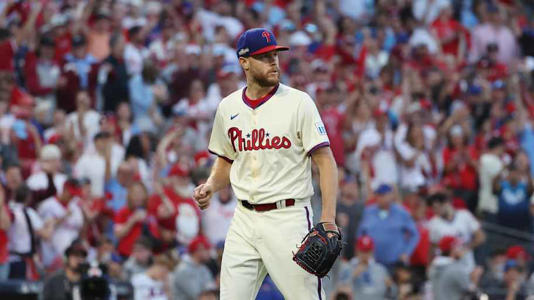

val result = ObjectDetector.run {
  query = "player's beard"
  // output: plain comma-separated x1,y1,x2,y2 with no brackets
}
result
251,67,280,87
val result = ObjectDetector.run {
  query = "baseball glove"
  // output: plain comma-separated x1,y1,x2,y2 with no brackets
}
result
293,222,342,278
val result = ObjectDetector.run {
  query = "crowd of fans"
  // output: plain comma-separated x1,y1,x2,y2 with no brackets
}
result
2,0,534,299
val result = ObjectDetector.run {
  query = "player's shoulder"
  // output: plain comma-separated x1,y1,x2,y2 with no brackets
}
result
278,83,314,104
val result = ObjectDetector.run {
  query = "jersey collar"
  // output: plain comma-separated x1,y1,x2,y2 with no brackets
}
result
242,84,279,109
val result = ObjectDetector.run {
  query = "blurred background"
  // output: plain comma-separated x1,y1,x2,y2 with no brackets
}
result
2,0,534,299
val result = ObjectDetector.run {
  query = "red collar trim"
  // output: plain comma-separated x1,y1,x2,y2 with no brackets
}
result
242,84,279,109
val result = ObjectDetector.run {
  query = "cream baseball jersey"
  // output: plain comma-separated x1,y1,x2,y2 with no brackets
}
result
208,83,330,204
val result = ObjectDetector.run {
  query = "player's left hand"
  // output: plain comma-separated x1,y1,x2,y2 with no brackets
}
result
293,222,343,278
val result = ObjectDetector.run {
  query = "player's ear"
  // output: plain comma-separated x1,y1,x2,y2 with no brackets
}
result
239,57,249,71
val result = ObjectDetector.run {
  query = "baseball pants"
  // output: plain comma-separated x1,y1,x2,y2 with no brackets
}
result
220,199,325,300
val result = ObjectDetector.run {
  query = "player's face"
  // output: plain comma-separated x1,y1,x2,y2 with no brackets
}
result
244,51,281,87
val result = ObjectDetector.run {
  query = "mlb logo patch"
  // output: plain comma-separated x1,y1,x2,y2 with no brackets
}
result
315,122,327,135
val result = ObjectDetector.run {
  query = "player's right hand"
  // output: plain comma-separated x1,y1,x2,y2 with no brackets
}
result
193,183,213,210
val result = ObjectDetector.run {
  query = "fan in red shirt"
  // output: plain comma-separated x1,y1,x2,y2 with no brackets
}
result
442,125,479,212
430,5,469,58
148,164,201,247
114,181,159,257
79,179,114,247
9,88,42,178
316,86,347,166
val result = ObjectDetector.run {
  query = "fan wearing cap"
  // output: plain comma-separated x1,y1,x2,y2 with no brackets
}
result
428,235,483,300
194,28,338,299
427,190,485,272
357,184,420,268
338,236,393,300
42,240,88,300
172,235,215,300
38,178,85,270
26,144,67,206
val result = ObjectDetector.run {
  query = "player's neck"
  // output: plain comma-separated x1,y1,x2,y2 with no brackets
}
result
245,80,277,100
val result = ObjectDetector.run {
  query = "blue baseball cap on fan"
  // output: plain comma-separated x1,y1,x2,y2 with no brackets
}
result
236,28,289,58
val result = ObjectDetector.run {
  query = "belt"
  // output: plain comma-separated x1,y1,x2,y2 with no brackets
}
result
240,199,295,212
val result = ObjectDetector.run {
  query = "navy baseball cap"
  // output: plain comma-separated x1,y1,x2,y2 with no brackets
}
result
374,184,392,195
236,28,289,58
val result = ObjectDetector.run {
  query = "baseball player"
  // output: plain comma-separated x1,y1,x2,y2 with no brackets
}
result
193,28,339,299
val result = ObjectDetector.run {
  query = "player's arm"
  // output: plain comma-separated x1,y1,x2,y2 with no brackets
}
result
311,147,338,223
194,157,232,210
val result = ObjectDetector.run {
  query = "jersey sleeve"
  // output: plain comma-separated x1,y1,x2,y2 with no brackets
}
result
298,94,330,155
208,105,236,162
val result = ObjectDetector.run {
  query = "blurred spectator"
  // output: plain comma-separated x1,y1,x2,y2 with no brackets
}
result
75,131,125,197
442,124,479,212
391,262,418,300
172,236,215,300
480,248,508,291
132,253,175,300
202,186,236,246
66,90,101,146
315,86,350,166
396,122,433,193
338,236,395,300
56,34,99,113
124,133,153,188
427,191,485,271
124,26,149,76
116,102,140,146
9,89,42,178
428,236,484,300
357,184,420,268
478,137,505,220
8,184,52,280
354,109,398,188
124,236,153,281
101,33,129,113
492,160,534,232
129,60,165,132
41,240,87,300
483,259,529,299
105,161,135,212
38,178,84,270
469,3,518,65
23,36,60,121
3,161,23,201
26,144,64,206
114,181,158,257
336,180,364,260
86,11,112,61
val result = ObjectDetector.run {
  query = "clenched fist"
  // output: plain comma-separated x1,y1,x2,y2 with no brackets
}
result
193,183,214,210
